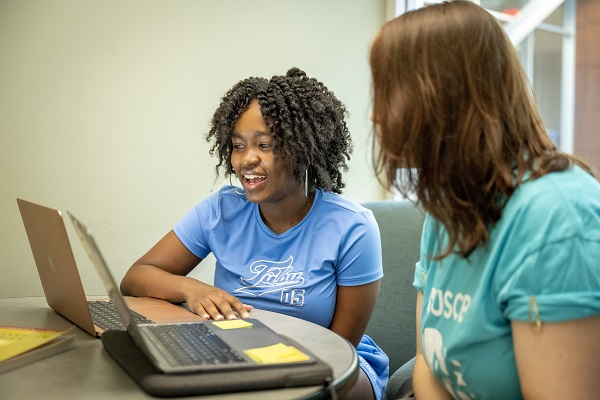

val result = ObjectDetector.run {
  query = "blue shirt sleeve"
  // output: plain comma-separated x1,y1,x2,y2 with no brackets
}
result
173,190,222,259
336,209,384,286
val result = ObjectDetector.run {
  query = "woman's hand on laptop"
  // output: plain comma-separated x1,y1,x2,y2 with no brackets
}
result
184,281,253,321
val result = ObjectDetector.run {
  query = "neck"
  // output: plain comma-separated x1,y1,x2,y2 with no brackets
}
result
259,191,314,235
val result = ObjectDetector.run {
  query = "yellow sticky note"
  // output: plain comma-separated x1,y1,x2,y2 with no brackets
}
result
244,343,310,364
211,320,253,330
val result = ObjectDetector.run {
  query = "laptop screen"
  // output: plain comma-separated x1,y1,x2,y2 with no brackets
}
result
67,211,133,329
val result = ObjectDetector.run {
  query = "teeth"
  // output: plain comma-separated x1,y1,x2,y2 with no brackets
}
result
244,175,266,179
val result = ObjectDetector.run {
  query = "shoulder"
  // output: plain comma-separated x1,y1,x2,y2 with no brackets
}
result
318,190,376,222
312,190,380,242
193,186,252,220
518,165,599,200
492,166,600,290
213,185,251,204
505,166,600,240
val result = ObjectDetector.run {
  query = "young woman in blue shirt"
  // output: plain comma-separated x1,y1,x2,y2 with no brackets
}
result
121,68,389,400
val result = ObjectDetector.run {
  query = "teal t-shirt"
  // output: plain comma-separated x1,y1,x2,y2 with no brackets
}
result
413,165,600,399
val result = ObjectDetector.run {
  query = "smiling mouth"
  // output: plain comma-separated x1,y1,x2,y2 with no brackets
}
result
244,174,267,185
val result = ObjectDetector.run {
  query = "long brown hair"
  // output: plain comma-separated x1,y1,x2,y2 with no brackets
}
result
370,1,594,258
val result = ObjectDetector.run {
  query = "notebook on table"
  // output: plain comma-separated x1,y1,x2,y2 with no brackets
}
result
16,198,202,338
67,211,334,396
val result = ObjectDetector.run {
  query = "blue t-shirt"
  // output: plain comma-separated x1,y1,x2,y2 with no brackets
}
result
174,186,389,400
174,186,384,327
413,165,600,400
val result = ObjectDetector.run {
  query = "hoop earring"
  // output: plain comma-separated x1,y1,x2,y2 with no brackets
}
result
229,173,245,196
305,169,308,198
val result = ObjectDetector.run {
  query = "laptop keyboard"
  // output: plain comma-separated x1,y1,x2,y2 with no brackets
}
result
144,323,246,366
88,300,154,331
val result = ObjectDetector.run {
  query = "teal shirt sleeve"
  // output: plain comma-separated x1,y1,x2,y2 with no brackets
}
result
498,235,600,322
496,167,600,322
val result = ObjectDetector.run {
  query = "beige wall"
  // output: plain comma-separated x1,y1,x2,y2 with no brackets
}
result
575,0,600,171
0,0,387,298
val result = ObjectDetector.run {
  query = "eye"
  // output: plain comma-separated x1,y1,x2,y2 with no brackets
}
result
259,143,272,150
232,143,244,150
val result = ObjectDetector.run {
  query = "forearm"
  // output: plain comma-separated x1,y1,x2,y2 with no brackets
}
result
121,262,253,320
120,263,197,304
413,353,454,400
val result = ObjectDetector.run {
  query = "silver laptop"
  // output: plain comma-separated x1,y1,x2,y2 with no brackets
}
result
17,198,202,338
67,211,318,373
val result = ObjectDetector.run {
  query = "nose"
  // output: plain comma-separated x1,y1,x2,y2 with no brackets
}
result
240,147,260,168
370,112,379,125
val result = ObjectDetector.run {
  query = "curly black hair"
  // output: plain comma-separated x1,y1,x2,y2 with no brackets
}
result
206,67,353,195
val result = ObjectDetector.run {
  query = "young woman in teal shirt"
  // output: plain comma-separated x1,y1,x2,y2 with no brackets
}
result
369,1,600,399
